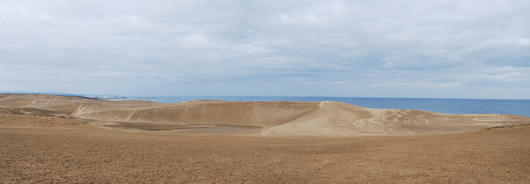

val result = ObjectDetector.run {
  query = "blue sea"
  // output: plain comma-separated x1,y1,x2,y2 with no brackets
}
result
93,96,530,117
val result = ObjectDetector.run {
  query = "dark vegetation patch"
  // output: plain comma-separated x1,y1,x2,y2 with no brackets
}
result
483,124,530,131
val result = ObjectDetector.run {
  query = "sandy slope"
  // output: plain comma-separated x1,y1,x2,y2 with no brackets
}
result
260,101,530,136
2,94,530,183
1,114,529,183
1,94,529,137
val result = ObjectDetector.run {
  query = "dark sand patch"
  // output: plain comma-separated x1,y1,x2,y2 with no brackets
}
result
104,122,261,132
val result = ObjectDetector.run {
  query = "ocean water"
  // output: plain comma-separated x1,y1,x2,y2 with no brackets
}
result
102,96,530,117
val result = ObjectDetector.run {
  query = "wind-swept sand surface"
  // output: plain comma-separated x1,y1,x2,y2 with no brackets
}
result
1,94,529,183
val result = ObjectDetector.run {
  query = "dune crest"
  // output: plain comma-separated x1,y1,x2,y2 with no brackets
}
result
1,94,529,137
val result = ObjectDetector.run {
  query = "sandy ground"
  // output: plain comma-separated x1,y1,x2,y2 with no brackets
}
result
1,94,530,183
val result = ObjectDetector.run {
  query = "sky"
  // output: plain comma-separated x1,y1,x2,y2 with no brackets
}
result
0,0,529,99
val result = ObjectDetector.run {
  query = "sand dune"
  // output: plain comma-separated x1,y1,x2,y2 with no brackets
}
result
0,98,34,107
2,94,530,183
260,101,529,136
1,94,529,136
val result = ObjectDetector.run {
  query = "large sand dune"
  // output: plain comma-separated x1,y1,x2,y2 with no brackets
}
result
1,94,528,136
2,94,530,183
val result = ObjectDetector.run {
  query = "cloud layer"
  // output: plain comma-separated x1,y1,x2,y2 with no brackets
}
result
1,0,529,98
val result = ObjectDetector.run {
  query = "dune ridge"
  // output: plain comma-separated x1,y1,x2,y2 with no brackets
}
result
1,94,529,137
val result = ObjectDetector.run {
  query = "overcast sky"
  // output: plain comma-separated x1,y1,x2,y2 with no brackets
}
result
1,0,529,99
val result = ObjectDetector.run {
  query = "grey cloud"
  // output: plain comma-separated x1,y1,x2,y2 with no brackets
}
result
0,0,529,98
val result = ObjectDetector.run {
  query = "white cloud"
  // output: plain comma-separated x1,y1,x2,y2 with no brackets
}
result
129,15,138,24
520,38,530,46
415,82,461,88
0,0,529,98
0,4,30,15
383,62,397,68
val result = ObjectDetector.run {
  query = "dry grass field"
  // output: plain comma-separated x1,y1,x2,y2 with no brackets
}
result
1,94,529,183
